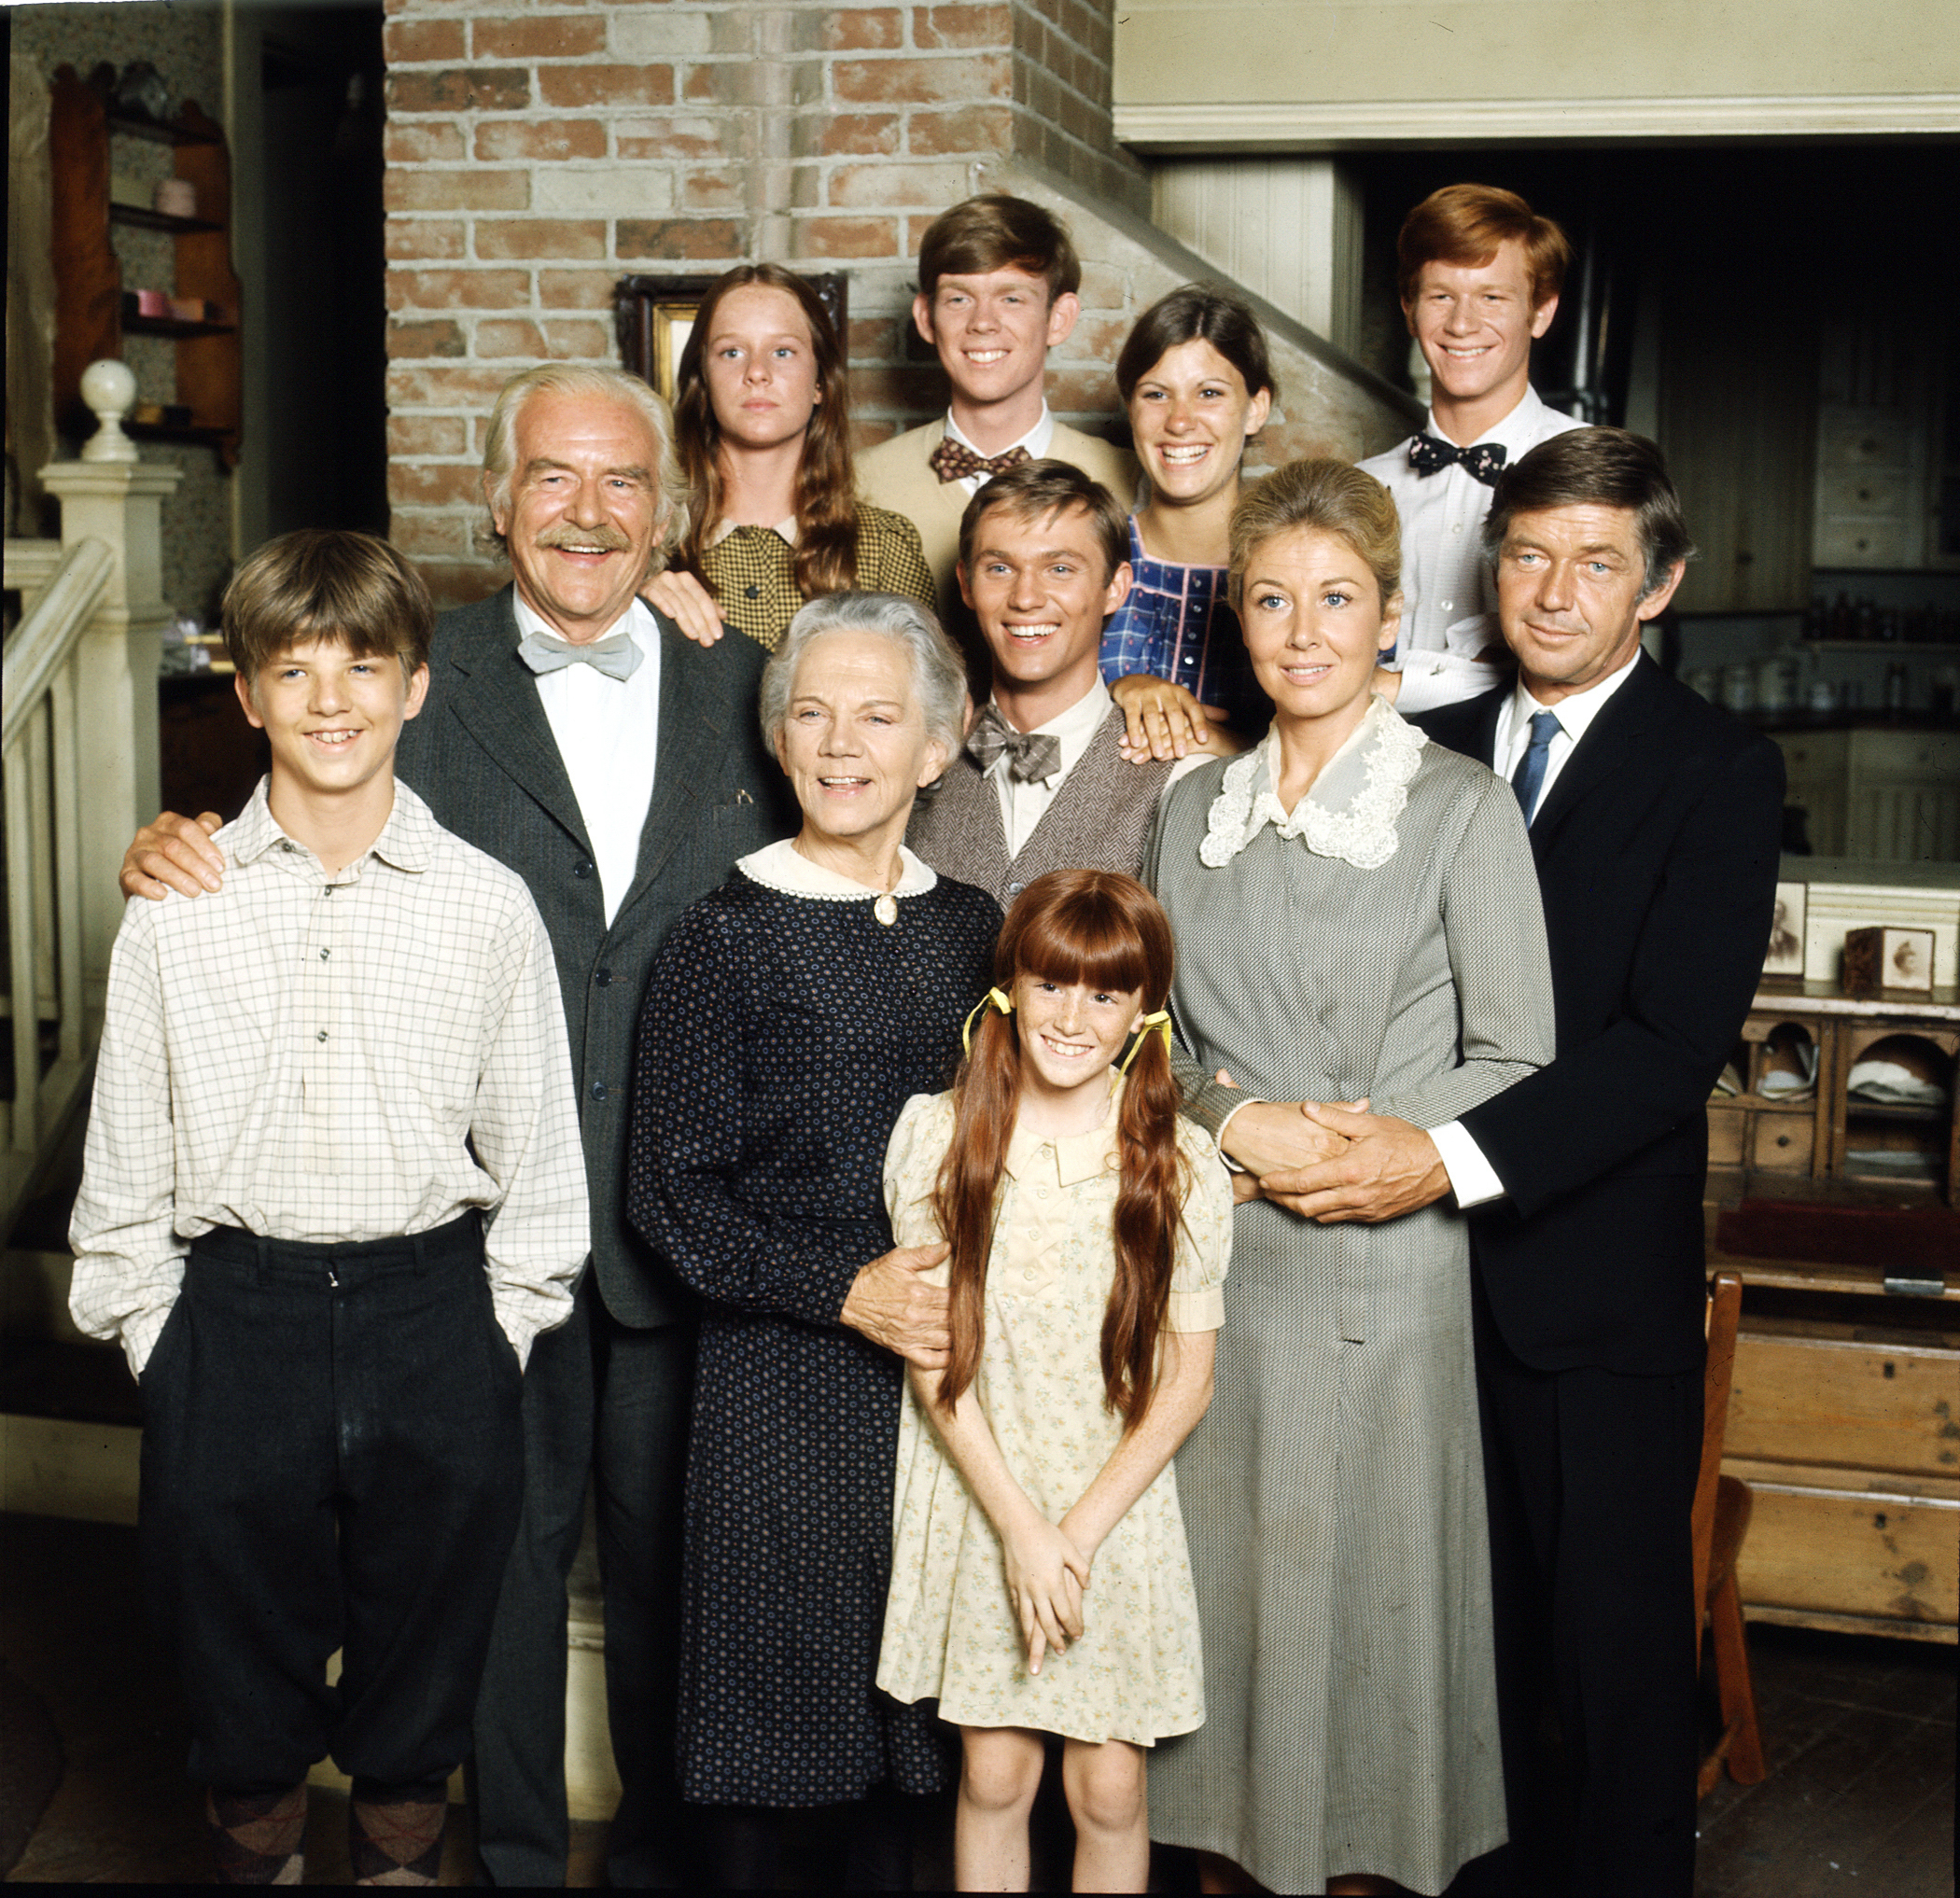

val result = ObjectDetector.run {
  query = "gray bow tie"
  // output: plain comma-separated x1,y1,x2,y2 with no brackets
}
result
517,628,643,680
967,706,1061,783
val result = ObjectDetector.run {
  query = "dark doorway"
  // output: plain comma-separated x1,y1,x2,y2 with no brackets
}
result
250,1,387,538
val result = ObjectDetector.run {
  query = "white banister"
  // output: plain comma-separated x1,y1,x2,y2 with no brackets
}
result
2,538,114,747
2,363,182,1232
3,537,114,1182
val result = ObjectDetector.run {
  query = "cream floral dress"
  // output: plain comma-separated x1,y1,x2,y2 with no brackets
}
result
875,1082,1234,1745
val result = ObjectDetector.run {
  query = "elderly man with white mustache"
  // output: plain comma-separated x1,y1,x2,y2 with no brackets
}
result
119,364,961,1889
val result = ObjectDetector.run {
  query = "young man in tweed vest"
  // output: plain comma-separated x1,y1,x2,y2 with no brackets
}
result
907,462,1208,904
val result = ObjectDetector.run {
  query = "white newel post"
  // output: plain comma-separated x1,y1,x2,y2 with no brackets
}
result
39,365,184,1002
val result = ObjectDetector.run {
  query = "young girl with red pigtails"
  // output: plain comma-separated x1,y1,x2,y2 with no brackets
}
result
877,869,1234,1894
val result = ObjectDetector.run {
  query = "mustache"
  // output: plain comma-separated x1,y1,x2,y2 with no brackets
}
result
531,524,633,552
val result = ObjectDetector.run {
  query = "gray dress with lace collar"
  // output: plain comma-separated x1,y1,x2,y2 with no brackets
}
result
1142,696,1555,1895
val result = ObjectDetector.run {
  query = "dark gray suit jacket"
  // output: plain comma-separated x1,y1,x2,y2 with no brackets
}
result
396,586,792,1327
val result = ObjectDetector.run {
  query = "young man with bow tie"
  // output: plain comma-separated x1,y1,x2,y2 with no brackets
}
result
1360,184,1583,715
906,461,1210,905
858,195,1139,640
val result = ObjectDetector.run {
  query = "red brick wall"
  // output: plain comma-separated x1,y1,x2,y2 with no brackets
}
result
381,0,1406,604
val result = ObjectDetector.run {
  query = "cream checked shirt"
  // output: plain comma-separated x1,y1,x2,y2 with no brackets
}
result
69,779,590,1376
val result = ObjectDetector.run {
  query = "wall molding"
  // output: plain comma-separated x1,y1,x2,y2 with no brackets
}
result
1116,93,1960,151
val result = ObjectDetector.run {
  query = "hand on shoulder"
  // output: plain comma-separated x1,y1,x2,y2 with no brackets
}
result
121,811,226,901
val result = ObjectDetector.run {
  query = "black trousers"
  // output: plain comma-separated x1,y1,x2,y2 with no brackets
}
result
1470,1275,1703,1898
468,1275,694,1887
138,1214,525,1795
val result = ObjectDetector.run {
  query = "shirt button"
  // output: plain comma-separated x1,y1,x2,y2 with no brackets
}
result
574,860,595,879
590,1082,609,1102
1451,523,1463,534
315,1029,328,1042
1440,600,1453,610
744,584,760,599
1005,881,1024,897
1036,1186,1049,1199
595,968,612,987
318,949,330,961
1023,1267,1037,1281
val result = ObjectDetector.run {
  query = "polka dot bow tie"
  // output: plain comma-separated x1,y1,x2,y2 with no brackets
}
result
1407,433,1508,487
928,439,1033,484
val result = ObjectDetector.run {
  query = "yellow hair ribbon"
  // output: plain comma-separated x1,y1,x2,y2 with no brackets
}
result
960,985,1015,1055
1119,1009,1173,1074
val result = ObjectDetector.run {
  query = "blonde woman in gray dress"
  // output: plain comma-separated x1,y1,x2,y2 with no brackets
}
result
1141,460,1555,1895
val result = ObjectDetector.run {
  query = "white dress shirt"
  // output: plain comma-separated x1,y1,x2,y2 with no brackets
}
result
514,593,661,926
944,401,1056,499
1358,386,1583,715
1428,650,1645,1207
69,781,590,1375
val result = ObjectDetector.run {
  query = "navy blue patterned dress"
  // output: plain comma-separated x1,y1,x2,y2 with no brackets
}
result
627,849,998,1807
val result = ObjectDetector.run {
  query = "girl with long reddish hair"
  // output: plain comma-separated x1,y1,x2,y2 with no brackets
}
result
876,870,1233,1893
643,263,935,650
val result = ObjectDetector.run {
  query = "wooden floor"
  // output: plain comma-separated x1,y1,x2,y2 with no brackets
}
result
1692,1622,1954,1898
1,1512,1951,1890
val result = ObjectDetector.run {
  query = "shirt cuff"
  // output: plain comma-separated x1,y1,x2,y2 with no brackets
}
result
1211,1096,1268,1174
122,1302,175,1380
1165,1284,1225,1333
1429,1120,1507,1209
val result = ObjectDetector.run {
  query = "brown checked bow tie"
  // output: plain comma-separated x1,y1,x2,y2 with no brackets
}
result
929,439,1034,484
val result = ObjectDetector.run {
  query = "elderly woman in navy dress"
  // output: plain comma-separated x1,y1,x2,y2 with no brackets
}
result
628,593,997,1888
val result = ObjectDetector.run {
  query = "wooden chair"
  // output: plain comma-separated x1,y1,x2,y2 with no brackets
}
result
1693,1270,1768,1796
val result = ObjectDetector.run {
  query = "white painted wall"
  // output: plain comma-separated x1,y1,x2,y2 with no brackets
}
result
1152,158,1363,352
1114,0,1960,147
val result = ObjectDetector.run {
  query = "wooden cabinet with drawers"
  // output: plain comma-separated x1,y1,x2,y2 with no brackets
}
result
1706,985,1959,1643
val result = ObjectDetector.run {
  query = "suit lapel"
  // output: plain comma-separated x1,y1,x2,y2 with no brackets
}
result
616,623,736,913
1467,689,1505,771
444,588,592,848
1529,655,1666,843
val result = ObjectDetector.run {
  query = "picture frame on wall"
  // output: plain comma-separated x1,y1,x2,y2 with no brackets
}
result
1763,880,1807,978
615,272,849,399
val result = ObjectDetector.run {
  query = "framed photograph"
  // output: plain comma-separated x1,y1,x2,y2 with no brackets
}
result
1841,925,1937,996
1763,880,1806,978
614,272,849,399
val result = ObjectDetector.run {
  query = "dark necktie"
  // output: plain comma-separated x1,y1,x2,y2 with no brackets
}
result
516,628,642,680
966,706,1061,783
1510,709,1562,825
929,439,1033,485
1407,433,1508,487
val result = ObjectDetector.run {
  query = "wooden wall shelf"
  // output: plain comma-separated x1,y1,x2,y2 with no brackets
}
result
123,315,236,341
110,203,223,237
104,109,218,147
49,65,242,468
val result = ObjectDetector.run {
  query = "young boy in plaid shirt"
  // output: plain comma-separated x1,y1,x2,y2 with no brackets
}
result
70,530,589,1885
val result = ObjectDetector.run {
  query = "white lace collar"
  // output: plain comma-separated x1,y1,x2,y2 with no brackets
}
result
736,836,938,900
1198,694,1425,872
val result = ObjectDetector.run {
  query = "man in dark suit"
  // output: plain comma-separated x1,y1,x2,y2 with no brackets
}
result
1225,429,1783,1894
123,363,838,1886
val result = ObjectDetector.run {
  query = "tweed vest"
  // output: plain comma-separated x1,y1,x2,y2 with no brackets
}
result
907,706,1176,908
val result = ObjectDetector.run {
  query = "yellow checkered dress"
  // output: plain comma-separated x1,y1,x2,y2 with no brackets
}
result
701,503,935,650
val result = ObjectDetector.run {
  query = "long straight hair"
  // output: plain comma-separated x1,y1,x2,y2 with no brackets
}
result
671,263,861,601
934,871,1187,1426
